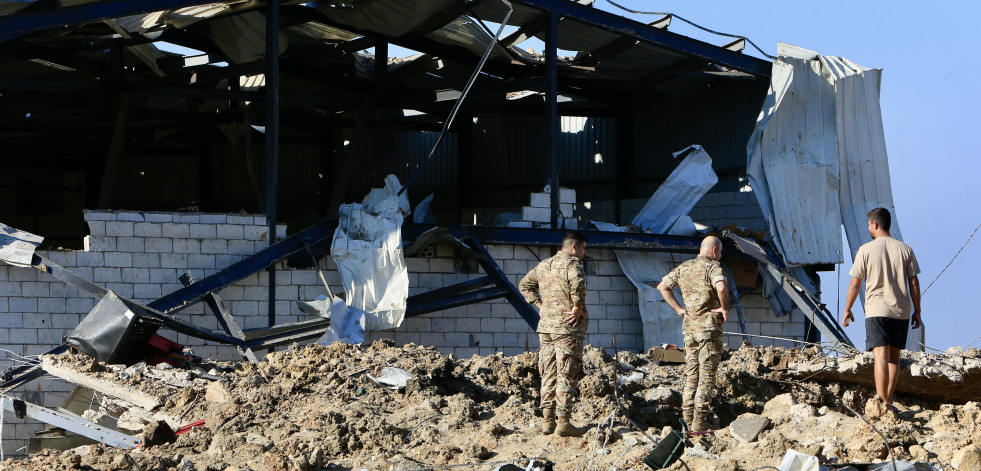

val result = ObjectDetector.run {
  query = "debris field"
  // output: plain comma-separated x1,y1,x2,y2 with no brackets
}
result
3,340,980,471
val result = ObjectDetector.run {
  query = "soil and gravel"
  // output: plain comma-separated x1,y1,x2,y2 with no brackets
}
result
3,341,980,471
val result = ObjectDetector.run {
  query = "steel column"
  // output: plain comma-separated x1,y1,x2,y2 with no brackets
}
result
545,11,559,229
266,0,281,329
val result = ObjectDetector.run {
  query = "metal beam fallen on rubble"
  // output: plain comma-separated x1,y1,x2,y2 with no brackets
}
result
41,357,163,410
761,264,851,346
0,395,139,449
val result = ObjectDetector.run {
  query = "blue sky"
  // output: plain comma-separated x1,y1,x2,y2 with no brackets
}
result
586,0,981,351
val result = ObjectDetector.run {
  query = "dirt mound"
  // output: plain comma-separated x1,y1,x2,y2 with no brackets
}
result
2,341,976,470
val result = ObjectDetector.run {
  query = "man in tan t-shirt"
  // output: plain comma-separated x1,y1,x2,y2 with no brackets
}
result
842,208,922,409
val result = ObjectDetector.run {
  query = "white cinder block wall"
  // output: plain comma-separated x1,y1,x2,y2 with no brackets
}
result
0,206,803,456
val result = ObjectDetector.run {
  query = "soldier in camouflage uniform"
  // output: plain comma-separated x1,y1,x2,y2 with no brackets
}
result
519,231,589,437
656,236,729,432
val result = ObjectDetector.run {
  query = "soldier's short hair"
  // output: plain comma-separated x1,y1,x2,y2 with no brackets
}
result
562,231,588,247
867,207,892,232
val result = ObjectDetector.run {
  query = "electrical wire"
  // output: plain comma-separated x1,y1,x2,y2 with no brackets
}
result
398,0,513,197
922,221,980,295
604,0,777,59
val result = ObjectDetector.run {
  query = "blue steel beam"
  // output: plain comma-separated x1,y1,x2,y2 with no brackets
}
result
150,219,337,313
0,0,224,37
406,276,497,305
465,237,539,329
406,287,508,318
509,0,771,78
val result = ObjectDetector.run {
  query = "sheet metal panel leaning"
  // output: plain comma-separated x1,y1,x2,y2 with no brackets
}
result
519,231,590,438
657,236,729,433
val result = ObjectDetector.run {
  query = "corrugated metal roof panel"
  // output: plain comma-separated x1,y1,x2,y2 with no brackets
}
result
747,46,843,265
823,56,903,258
210,10,288,64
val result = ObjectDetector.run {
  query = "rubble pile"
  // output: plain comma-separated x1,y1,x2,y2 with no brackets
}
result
3,341,980,471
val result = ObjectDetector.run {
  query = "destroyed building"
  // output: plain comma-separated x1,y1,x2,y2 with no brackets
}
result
0,0,933,466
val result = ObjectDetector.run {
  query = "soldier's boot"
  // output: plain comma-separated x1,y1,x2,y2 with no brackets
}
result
681,408,693,428
555,415,588,437
690,410,713,433
542,408,556,435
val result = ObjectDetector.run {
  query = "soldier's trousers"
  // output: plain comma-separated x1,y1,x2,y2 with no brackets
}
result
682,329,722,416
539,333,584,417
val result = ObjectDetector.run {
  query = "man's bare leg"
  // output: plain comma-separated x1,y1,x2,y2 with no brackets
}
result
872,345,891,404
884,346,901,405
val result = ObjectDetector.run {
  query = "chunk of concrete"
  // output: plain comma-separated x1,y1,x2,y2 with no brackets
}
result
953,444,981,470
728,414,770,443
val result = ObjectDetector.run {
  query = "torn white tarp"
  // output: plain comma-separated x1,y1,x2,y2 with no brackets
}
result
746,43,842,266
594,147,717,349
297,295,366,345
633,145,718,234
0,223,43,267
331,175,410,332
366,366,415,390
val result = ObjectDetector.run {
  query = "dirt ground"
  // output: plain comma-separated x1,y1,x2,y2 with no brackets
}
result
2,341,979,471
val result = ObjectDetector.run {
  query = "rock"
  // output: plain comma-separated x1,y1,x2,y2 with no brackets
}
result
206,381,232,403
728,414,770,443
952,444,981,470
789,403,816,422
762,393,797,420
142,420,177,448
645,386,678,402
864,396,891,420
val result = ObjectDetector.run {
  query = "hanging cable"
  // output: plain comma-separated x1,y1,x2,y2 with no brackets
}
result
923,221,980,295
604,0,777,59
398,0,513,197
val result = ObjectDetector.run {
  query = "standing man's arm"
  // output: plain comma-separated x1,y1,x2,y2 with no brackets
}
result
656,281,686,316
909,275,922,329
519,269,542,310
712,281,729,323
842,277,862,327
562,261,587,326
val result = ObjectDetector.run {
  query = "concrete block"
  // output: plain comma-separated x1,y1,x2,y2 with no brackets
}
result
38,329,65,345
503,260,528,275
504,318,528,333
148,269,177,284
105,283,134,298
598,319,621,333
134,284,162,299
429,258,454,273
228,240,255,255
559,203,574,217
38,298,66,314
467,303,492,317
486,245,513,260
420,333,444,346
144,213,173,223
0,280,20,296
274,285,298,300
174,214,200,223
105,252,133,268
445,332,469,347
418,274,442,289
115,211,144,222
105,221,134,237
761,323,783,337
200,214,227,224
161,223,190,239
231,301,260,317
189,224,217,239
472,333,493,347
145,237,174,253
9,329,37,344
86,220,105,236
66,298,95,314
481,318,504,332
558,187,575,204
93,268,121,283
83,210,114,221
244,225,270,242
217,224,244,240
595,261,622,276
200,239,228,255
226,215,252,225
0,298,6,313
160,253,188,269
43,251,76,267
562,218,578,230
514,245,546,262
405,317,431,333
454,347,479,358
522,206,550,223
599,290,622,305
432,318,455,332
530,192,550,208
134,222,162,237
21,282,49,297
507,221,533,228
494,333,519,347
83,236,115,252
0,312,23,329
456,318,480,332
242,285,267,301
783,322,805,338
173,238,202,254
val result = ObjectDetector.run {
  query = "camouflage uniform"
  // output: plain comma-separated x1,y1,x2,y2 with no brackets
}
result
661,254,726,421
519,251,587,417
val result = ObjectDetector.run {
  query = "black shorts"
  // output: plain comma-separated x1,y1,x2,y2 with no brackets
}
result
865,317,908,351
